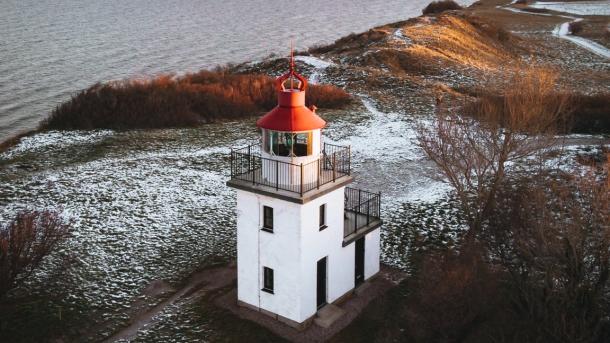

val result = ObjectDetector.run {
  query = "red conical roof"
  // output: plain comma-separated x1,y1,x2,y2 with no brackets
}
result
256,59,326,132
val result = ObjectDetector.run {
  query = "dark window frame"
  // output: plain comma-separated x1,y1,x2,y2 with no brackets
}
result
262,206,273,232
319,204,327,231
262,267,274,294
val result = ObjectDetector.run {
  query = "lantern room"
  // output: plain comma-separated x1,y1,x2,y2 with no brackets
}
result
257,59,326,164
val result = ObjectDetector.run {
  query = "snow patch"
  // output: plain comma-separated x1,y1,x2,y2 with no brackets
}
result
295,56,335,84
498,3,610,59
529,1,610,16
1,130,115,159
553,19,610,59
294,56,334,69
391,28,413,45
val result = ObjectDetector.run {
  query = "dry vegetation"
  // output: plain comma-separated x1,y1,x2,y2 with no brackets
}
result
0,211,70,299
323,13,521,79
463,87,610,134
395,68,610,342
419,69,569,238
401,15,517,70
40,70,351,130
309,29,389,55
422,0,463,15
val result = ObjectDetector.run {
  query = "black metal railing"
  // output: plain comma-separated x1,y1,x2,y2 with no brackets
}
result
344,187,381,237
229,142,351,196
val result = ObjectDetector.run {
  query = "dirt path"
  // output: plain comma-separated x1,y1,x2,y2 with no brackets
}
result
103,265,236,342
497,1,610,59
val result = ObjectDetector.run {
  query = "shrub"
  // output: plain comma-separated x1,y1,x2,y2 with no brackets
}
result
465,90,610,134
40,71,351,130
405,248,501,342
521,7,550,14
0,210,70,299
485,175,610,342
465,15,514,44
422,0,463,15
569,20,584,34
569,93,610,134
309,29,388,54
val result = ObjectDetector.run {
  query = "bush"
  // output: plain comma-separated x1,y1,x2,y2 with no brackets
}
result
485,175,610,342
465,15,514,44
0,210,70,299
569,20,584,34
521,7,550,14
405,248,501,342
40,71,351,130
569,93,610,134
465,90,610,134
422,0,463,15
309,29,388,54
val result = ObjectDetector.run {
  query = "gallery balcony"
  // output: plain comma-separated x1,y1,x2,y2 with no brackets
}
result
343,187,382,246
227,143,353,203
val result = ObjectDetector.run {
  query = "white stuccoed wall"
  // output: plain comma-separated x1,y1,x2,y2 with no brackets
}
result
364,228,381,279
236,185,381,323
236,189,303,320
298,187,354,320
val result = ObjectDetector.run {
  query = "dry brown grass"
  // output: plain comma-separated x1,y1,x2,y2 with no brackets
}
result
463,78,610,134
401,15,517,71
40,70,351,130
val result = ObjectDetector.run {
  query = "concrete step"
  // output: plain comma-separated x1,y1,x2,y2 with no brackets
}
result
354,281,371,296
314,304,345,328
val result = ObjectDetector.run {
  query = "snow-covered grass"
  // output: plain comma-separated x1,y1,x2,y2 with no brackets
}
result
553,20,610,58
529,1,610,16
294,55,334,70
1,130,115,159
0,98,455,339
294,55,335,84
497,1,610,60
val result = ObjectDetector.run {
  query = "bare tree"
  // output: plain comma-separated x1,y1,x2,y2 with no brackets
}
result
0,210,70,299
416,68,571,241
487,172,610,342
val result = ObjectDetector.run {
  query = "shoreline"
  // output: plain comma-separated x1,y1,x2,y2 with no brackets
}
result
2,0,609,154
0,0,485,150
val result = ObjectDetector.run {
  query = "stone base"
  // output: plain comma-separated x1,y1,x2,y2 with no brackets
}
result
314,304,346,328
236,300,313,331
215,265,405,343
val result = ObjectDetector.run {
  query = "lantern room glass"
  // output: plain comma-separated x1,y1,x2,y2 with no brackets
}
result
263,130,312,157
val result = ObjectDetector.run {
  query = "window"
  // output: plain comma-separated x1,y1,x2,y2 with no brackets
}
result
271,131,292,156
293,133,311,156
268,130,312,157
263,267,274,293
263,206,273,232
319,204,327,230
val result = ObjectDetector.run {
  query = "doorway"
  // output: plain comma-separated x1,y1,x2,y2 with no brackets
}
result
355,237,365,286
317,257,327,309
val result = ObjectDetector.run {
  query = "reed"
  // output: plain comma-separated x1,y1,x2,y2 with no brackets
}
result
41,71,351,130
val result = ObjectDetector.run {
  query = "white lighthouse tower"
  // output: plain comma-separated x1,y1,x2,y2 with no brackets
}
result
227,57,382,329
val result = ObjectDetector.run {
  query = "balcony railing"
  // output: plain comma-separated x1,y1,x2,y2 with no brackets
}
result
344,187,382,238
229,142,351,196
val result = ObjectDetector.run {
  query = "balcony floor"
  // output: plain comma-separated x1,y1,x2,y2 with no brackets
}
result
227,168,353,204
343,210,382,246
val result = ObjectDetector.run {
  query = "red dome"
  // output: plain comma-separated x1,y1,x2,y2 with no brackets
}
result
256,64,326,132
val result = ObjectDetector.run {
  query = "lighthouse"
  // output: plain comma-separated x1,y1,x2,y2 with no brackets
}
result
227,57,382,329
